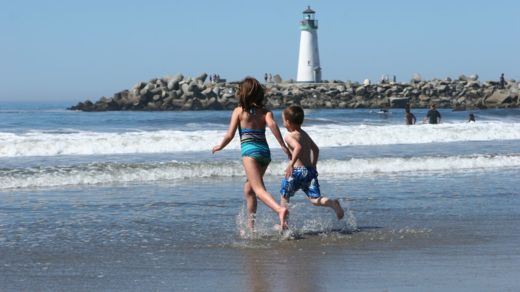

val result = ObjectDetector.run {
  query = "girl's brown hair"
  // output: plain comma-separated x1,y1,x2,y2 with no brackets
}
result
237,77,265,113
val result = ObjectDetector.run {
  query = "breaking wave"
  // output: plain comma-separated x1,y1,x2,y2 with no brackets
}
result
1,121,520,157
2,154,519,189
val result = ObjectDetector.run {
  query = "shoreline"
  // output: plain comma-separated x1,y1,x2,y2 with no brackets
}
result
68,73,520,111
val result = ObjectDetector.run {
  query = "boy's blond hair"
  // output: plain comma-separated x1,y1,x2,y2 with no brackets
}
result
283,105,304,125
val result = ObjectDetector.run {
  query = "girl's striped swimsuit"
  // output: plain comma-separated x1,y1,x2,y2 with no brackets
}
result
239,127,271,167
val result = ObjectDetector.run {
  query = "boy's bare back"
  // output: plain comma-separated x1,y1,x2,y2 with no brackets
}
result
284,128,319,168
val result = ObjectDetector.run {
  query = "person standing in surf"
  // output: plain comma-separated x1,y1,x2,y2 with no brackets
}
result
212,77,290,230
468,113,476,123
424,103,441,124
404,103,416,125
279,105,344,220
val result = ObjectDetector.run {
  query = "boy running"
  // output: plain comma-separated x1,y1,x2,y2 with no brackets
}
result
279,105,344,220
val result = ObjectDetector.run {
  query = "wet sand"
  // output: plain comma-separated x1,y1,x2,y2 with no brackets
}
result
2,223,518,291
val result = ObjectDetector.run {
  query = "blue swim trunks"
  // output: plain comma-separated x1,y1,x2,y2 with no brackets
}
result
280,166,321,199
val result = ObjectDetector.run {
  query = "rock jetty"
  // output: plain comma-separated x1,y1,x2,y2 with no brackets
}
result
68,73,519,111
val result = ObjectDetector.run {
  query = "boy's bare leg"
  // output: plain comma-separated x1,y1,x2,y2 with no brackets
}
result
309,197,344,220
244,182,257,230
242,158,289,229
331,199,344,220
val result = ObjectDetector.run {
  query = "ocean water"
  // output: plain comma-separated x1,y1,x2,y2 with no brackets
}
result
1,102,519,291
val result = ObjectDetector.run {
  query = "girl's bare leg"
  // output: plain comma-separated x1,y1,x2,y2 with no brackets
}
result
243,162,269,229
243,181,257,229
242,157,288,228
280,196,290,208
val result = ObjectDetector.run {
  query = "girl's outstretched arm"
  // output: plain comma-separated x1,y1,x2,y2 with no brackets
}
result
265,111,290,158
212,107,241,154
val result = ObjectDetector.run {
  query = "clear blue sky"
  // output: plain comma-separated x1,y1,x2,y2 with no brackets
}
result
1,0,518,102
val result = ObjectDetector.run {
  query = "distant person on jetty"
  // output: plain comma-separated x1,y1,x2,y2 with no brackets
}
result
279,105,344,220
424,103,441,124
212,77,290,230
264,73,268,83
468,113,476,123
499,73,505,89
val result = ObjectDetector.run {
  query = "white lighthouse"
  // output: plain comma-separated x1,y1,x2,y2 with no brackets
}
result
297,6,321,83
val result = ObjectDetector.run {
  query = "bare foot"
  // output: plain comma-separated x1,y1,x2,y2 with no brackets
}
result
332,199,344,220
278,207,289,230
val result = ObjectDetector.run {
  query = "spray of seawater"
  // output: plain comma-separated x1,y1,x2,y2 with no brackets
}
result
235,197,357,241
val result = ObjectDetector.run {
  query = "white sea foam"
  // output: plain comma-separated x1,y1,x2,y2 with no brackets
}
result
0,130,225,157
1,121,520,158
1,154,519,189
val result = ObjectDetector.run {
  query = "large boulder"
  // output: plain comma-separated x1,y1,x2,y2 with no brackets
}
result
411,73,422,83
181,83,191,94
273,74,282,84
194,73,208,83
167,79,180,90
486,90,513,105
468,74,479,81
390,97,410,108
172,74,184,83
